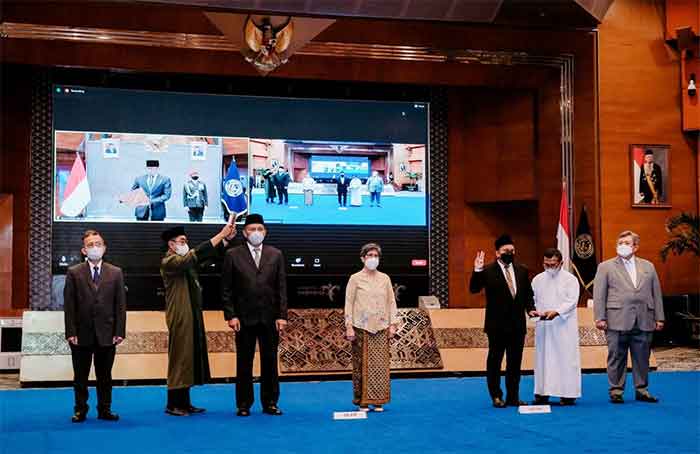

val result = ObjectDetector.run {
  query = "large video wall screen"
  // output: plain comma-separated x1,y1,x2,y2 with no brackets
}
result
53,87,429,227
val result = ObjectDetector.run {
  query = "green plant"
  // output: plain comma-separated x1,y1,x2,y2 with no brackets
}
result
660,211,700,261
405,171,423,182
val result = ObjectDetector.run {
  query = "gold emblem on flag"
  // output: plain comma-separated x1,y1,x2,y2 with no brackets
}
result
575,233,594,259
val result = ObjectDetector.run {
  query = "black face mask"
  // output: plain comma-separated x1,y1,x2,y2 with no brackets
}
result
192,176,199,180
500,252,514,265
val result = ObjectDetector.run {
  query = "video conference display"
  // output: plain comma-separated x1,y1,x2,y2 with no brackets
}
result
53,87,429,227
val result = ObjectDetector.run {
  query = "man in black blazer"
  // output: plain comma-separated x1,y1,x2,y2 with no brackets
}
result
221,213,288,417
469,234,537,408
64,230,127,422
335,172,350,207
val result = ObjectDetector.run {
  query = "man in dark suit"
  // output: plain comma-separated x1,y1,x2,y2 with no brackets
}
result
469,234,537,408
131,160,172,221
221,213,288,417
64,230,127,422
273,166,290,205
638,149,663,204
335,172,350,207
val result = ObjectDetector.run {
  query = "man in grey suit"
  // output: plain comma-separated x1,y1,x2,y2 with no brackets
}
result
593,230,665,404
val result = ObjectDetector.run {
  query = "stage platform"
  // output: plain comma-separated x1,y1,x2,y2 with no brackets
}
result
19,308,635,384
1,372,697,454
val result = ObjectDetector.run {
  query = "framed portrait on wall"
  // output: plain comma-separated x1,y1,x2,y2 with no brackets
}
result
630,144,671,208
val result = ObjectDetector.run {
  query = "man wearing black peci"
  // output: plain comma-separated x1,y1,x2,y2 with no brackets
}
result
335,172,350,207
469,234,537,408
221,213,288,417
64,230,127,423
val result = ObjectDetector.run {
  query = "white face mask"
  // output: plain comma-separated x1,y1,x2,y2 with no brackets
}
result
545,267,560,278
174,243,190,256
364,257,379,271
86,246,104,262
247,231,265,247
617,244,633,258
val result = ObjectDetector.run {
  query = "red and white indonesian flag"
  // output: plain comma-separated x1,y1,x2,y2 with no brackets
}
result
631,146,645,204
557,181,571,271
60,154,91,217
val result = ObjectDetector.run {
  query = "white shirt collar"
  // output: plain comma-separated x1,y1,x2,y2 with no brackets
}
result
247,242,262,255
620,255,635,265
88,260,102,271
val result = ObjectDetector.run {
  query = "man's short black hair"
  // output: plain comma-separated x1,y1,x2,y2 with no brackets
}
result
543,248,563,261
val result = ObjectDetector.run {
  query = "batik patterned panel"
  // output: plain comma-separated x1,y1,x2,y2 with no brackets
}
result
279,308,442,373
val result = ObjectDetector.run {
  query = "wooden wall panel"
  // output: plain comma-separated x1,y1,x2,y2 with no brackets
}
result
599,0,700,295
665,0,700,39
462,90,537,203
0,195,14,316
0,66,31,312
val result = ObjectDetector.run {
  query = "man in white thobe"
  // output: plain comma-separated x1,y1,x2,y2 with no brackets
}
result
532,248,581,406
349,177,363,207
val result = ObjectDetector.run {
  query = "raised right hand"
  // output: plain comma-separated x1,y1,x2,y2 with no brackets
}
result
67,336,78,345
228,318,241,332
220,223,235,239
474,250,485,270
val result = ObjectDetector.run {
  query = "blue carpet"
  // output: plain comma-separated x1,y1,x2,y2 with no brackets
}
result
1,372,698,454
249,192,427,226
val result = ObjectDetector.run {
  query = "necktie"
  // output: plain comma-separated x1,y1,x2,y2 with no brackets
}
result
503,264,515,298
92,266,100,284
253,247,261,269
148,175,155,189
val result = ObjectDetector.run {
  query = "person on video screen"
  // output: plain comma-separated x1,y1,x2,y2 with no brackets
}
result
263,169,277,204
349,176,363,207
335,172,350,207
183,170,208,222
368,171,384,208
131,160,172,221
273,166,290,205
302,174,315,206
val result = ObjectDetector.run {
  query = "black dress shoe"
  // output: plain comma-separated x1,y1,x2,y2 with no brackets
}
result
187,406,206,414
635,392,659,403
506,400,527,407
97,411,120,421
236,408,250,417
262,405,283,416
492,397,507,408
610,395,624,404
165,407,190,416
71,412,87,423
559,398,576,406
533,395,550,405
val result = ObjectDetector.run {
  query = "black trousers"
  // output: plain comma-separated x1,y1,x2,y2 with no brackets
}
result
235,321,279,410
338,191,347,206
277,187,288,204
70,341,116,413
486,331,525,402
188,207,204,222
